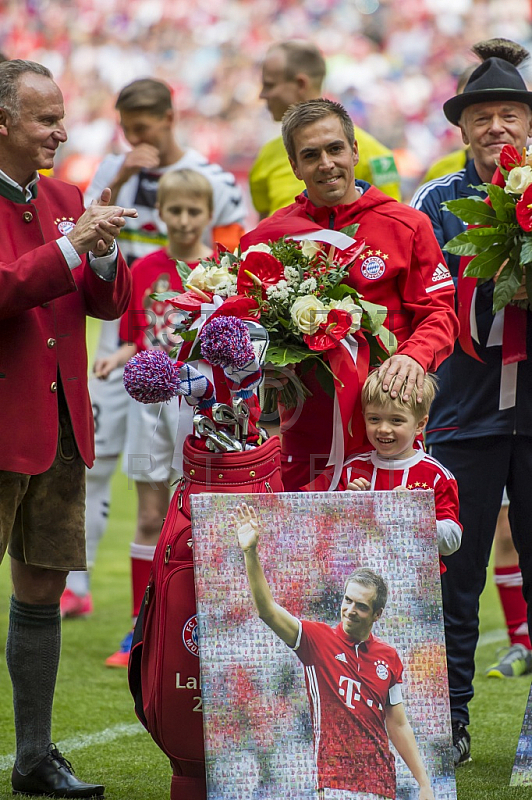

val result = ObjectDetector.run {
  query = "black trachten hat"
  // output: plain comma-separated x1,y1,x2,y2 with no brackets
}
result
443,57,532,125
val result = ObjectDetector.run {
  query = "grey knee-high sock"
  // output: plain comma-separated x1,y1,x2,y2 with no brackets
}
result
6,596,61,774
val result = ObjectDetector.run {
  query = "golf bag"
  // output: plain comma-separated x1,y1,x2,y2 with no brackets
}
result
128,433,283,800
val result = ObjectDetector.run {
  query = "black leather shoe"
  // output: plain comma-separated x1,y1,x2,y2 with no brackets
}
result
12,745,105,798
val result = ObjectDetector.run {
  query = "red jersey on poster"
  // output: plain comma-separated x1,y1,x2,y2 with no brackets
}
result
293,620,403,798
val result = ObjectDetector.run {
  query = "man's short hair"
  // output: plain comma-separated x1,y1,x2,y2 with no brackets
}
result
115,78,173,116
282,98,354,163
0,60,53,121
271,41,326,88
157,168,213,214
361,369,438,422
344,568,388,613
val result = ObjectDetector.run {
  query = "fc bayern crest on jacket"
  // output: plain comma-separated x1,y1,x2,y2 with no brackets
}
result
55,217,76,235
360,250,388,280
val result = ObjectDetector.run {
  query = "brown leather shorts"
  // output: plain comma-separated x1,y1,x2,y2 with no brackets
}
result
0,393,86,571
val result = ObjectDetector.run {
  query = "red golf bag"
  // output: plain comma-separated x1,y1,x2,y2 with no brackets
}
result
128,433,283,800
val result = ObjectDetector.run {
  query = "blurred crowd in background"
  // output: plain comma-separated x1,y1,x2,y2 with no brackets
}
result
1,0,532,220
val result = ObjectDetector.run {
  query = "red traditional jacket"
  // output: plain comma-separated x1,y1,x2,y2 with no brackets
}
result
0,175,132,474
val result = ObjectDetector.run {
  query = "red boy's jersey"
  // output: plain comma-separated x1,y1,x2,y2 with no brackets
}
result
119,249,197,352
294,621,403,798
340,449,460,526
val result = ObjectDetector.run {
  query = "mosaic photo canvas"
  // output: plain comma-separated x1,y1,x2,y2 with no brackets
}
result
511,681,532,786
191,491,456,800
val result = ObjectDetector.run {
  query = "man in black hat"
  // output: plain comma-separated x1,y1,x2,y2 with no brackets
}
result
412,38,532,767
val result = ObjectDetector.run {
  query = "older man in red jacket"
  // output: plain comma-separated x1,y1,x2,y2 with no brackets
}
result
0,60,135,798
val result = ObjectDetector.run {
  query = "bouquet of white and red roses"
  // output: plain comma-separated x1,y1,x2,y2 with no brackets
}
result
443,144,532,312
154,234,396,409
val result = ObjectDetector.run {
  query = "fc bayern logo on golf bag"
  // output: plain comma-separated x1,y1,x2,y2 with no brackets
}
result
361,255,385,280
182,615,199,657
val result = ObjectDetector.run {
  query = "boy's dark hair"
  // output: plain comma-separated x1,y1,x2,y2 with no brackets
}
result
115,78,173,116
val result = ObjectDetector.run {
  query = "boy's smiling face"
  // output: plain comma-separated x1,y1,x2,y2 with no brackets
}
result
363,402,428,460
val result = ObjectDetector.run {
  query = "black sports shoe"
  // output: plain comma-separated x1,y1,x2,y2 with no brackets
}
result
12,744,105,797
452,721,471,766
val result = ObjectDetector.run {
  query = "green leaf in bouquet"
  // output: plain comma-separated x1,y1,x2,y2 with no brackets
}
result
150,290,183,302
367,334,394,367
326,284,360,300
444,227,507,256
179,329,198,343
442,197,497,225
314,357,336,398
492,255,523,312
485,184,516,223
266,342,315,367
374,325,397,356
463,244,511,279
358,298,388,333
519,236,532,267
443,235,483,257
174,259,193,285
338,223,360,238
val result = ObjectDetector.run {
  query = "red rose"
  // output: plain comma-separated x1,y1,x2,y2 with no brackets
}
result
516,184,532,232
236,251,285,298
499,145,523,171
303,309,352,351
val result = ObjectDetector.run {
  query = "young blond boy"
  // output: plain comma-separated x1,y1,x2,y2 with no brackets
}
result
306,371,462,567
93,168,214,666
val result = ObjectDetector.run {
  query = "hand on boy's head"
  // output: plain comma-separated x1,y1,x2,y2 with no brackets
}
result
378,354,425,403
347,478,371,491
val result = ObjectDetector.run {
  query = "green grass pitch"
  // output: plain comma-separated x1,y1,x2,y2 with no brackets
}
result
0,320,531,798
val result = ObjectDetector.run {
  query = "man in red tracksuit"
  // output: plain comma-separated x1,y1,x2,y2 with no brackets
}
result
0,59,134,798
240,98,458,490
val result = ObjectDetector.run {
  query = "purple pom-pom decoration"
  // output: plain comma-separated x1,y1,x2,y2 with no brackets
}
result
123,350,181,404
199,316,254,369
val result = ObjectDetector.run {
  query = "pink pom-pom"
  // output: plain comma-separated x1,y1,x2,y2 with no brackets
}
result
123,350,181,404
199,316,254,369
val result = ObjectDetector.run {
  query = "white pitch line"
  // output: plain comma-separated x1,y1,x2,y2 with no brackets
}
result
0,722,146,772
477,628,508,647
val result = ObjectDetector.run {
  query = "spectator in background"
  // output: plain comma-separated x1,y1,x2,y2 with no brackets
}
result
61,79,245,673
411,38,532,766
249,40,401,219
0,59,133,798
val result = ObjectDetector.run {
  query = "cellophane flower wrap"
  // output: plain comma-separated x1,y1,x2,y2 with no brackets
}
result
152,235,396,409
443,144,532,312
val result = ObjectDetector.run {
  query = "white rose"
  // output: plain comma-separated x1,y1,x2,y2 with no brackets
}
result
328,298,363,332
291,295,327,335
204,265,234,291
187,264,207,291
241,243,272,260
300,239,322,259
220,253,232,269
505,166,532,195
